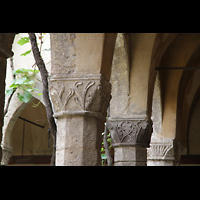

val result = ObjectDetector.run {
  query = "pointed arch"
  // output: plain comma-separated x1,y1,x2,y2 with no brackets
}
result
147,33,180,117
2,86,45,149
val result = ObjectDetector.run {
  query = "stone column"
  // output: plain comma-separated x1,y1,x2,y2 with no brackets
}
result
147,139,183,166
49,73,111,166
0,45,14,164
107,116,152,166
1,142,13,166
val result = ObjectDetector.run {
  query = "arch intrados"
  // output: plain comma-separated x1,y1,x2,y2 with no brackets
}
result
2,94,45,147
176,40,200,143
147,33,180,117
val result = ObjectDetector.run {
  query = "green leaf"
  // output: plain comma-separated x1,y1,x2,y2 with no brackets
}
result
43,48,51,51
13,68,34,75
17,37,30,45
14,77,27,85
6,88,13,95
17,93,24,101
37,93,43,96
24,80,34,85
26,88,33,92
17,91,32,103
31,88,39,91
107,138,112,143
20,50,32,56
101,153,107,160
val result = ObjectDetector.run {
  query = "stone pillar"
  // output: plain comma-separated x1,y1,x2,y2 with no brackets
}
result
147,139,183,166
107,116,152,166
0,45,14,165
0,57,6,163
49,73,111,166
1,143,13,166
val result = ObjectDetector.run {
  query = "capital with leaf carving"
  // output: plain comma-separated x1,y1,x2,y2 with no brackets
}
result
107,116,153,148
49,73,111,120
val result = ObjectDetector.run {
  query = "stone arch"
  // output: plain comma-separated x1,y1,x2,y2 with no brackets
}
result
0,33,17,162
187,89,200,155
159,33,200,140
176,41,200,150
148,33,200,165
147,33,179,117
2,80,44,145
1,83,45,165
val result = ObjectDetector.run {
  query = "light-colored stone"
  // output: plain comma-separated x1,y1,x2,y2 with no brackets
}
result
147,139,183,166
1,142,13,165
110,33,129,117
50,73,111,166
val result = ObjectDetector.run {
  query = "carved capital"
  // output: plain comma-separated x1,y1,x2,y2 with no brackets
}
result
49,73,111,119
1,143,13,165
107,117,153,148
147,139,183,165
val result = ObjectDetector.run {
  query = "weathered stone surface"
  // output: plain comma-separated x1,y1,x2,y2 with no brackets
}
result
50,33,77,74
114,146,147,162
110,33,129,117
50,73,111,117
1,143,13,165
50,73,111,166
107,117,152,148
147,139,183,166
114,161,146,166
151,72,163,142
107,116,152,166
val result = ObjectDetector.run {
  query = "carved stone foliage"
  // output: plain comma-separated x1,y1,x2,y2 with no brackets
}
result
147,143,173,160
147,140,183,165
49,74,111,116
107,118,152,148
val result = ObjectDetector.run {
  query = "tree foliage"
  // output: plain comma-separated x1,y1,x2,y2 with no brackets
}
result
6,68,41,103
5,33,48,104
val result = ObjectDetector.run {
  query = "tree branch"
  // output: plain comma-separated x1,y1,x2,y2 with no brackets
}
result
28,33,57,166
4,57,16,116
103,106,113,166
103,123,113,166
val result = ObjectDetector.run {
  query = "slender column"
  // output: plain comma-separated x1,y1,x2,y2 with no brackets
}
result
107,116,152,166
1,143,13,165
49,73,111,166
